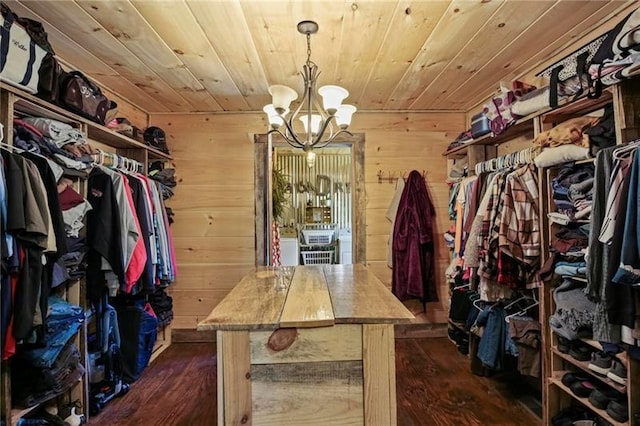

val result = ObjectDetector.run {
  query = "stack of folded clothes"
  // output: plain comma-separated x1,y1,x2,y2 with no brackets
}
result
51,179,90,287
551,163,595,223
14,118,95,178
549,279,595,341
11,297,85,408
148,161,177,200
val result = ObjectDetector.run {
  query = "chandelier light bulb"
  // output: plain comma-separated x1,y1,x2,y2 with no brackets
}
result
335,105,357,129
268,85,298,114
263,104,285,129
306,150,316,168
299,114,322,134
318,85,349,115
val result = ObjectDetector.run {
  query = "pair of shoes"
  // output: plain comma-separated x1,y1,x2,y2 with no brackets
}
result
569,342,595,362
588,351,613,376
607,359,627,385
606,399,629,422
551,405,593,426
562,372,596,397
588,387,625,410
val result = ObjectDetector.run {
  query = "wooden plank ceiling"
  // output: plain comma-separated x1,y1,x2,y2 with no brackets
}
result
4,0,637,113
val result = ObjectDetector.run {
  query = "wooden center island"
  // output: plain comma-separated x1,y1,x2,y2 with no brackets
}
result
197,264,414,426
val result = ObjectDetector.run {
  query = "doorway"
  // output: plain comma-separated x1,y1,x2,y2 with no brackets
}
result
253,133,365,267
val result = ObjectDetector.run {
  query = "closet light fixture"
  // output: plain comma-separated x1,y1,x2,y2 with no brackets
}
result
263,20,357,167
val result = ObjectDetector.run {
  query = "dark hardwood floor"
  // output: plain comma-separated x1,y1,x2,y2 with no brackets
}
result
90,338,541,426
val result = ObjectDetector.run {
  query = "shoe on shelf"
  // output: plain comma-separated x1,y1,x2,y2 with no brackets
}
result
606,359,627,385
569,343,595,362
561,371,592,388
569,379,596,398
551,405,593,426
588,387,625,410
606,399,629,423
557,336,572,354
588,351,613,376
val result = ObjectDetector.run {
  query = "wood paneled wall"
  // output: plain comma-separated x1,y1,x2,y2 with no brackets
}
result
149,111,465,329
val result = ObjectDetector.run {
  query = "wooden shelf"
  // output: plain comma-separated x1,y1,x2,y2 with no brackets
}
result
542,90,613,124
443,87,615,159
549,374,628,426
580,339,628,369
87,125,172,160
2,82,173,161
10,376,83,425
551,347,627,394
442,116,535,158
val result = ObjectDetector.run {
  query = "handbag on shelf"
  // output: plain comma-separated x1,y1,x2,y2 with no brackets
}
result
537,35,607,108
482,90,520,135
60,71,117,125
36,53,65,103
0,3,48,93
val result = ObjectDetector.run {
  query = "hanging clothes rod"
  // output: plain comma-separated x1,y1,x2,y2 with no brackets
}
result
474,147,538,175
0,141,25,153
93,149,143,173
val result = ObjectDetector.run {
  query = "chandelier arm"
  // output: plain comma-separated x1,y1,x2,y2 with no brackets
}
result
278,113,305,148
267,128,303,149
310,115,336,147
311,90,328,120
314,129,353,149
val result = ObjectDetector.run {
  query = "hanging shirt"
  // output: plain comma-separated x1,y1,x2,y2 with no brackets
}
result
599,153,633,244
120,174,147,292
86,167,124,301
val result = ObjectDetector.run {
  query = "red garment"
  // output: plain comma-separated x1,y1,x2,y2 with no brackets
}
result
121,175,147,292
58,186,85,210
2,253,21,360
391,170,438,305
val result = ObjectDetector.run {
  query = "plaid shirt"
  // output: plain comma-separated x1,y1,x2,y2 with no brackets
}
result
499,164,541,288
479,172,508,282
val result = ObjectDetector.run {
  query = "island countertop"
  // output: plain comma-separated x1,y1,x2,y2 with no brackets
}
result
197,264,414,331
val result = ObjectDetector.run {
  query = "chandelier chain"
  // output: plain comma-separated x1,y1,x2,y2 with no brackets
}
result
306,32,312,66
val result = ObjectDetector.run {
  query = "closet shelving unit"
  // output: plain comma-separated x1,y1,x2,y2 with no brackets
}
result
537,78,640,426
443,78,640,425
0,83,174,426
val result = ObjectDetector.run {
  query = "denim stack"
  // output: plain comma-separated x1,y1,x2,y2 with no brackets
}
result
11,296,85,408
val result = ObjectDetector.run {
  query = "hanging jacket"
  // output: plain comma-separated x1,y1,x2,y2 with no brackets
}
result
391,170,438,306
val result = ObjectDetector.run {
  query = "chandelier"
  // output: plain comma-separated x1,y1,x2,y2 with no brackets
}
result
263,20,357,167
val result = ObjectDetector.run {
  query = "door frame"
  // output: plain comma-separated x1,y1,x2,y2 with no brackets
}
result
253,132,365,266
